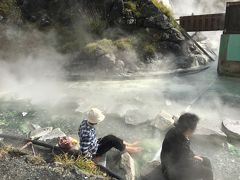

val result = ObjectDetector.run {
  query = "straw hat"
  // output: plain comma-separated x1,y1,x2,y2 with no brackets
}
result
88,108,105,124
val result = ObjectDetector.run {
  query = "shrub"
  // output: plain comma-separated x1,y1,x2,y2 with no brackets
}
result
88,18,107,36
143,42,156,56
0,0,21,22
114,38,133,50
84,39,114,54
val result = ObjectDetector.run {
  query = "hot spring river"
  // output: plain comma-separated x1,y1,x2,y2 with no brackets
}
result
0,61,240,179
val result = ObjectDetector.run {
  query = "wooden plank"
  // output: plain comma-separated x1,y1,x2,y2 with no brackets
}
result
180,13,225,32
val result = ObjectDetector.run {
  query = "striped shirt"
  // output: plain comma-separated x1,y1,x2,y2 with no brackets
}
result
78,120,98,156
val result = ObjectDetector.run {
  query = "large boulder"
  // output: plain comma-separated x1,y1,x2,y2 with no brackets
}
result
150,111,174,131
193,127,227,146
106,150,135,180
124,109,150,125
120,152,136,180
140,161,166,180
222,118,240,140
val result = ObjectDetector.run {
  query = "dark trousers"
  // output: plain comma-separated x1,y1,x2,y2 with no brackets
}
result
166,157,213,180
96,135,126,156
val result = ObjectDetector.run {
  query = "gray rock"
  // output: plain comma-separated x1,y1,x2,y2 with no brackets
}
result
0,15,4,22
120,152,135,180
140,161,165,180
150,111,174,131
158,41,182,55
222,118,240,140
140,1,160,17
124,109,149,125
39,128,66,141
144,14,172,30
29,127,53,140
97,53,116,70
174,56,194,69
193,127,227,146
167,28,185,42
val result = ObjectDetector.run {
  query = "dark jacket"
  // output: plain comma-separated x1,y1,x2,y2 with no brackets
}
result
160,127,195,179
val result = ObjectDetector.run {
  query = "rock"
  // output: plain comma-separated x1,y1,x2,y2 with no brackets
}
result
140,161,166,180
193,55,208,66
222,118,240,140
160,41,182,55
191,32,207,42
105,0,124,24
29,127,53,140
0,15,4,22
97,53,116,70
150,111,174,131
40,14,51,27
38,128,66,141
144,14,172,30
167,28,185,42
120,152,135,180
124,109,149,125
139,1,160,17
114,60,125,73
123,10,136,25
174,56,194,69
193,127,227,146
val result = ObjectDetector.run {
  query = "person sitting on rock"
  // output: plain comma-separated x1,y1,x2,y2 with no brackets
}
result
160,113,213,180
78,108,141,160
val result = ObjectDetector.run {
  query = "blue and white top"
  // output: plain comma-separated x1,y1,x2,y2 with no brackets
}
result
78,120,98,157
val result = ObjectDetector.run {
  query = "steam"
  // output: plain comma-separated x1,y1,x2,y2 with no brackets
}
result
0,26,68,105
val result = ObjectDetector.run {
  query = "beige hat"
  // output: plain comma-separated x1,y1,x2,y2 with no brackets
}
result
88,108,105,124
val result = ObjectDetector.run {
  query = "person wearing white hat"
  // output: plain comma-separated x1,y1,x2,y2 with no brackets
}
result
78,108,141,159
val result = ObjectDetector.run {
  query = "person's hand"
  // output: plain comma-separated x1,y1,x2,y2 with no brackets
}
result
194,156,203,161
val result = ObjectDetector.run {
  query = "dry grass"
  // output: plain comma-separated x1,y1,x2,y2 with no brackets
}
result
151,0,179,28
0,145,13,158
54,154,106,177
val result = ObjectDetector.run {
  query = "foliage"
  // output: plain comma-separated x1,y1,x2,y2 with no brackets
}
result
84,39,114,54
55,25,87,53
125,1,137,13
114,38,133,50
54,154,106,176
143,42,157,56
151,0,179,28
0,0,21,22
124,1,141,17
0,145,13,158
87,18,107,36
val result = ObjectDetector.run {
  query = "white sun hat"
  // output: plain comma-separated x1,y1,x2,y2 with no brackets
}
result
88,108,105,124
